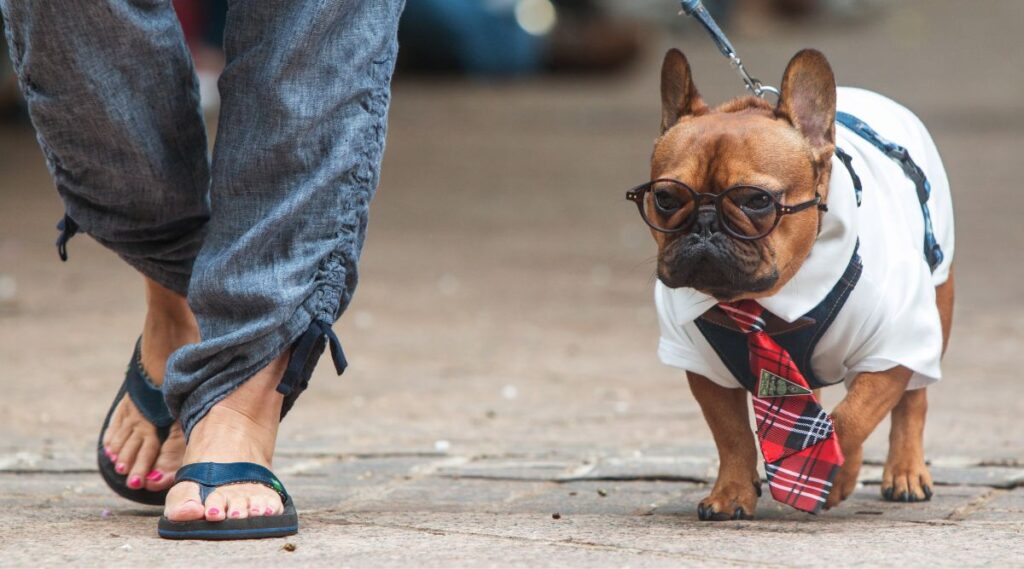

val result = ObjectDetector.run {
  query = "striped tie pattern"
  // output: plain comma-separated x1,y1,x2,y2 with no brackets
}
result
719,300,845,514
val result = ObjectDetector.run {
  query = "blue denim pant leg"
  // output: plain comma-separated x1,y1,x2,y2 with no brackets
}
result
0,0,210,296
165,0,405,437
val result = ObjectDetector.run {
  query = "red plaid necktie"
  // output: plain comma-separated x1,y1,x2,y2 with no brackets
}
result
719,300,844,514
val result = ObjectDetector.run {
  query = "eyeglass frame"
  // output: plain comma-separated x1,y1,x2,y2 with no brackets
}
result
625,178,828,241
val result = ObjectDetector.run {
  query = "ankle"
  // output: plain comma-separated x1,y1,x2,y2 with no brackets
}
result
144,277,198,331
139,278,199,384
186,405,277,466
183,354,288,466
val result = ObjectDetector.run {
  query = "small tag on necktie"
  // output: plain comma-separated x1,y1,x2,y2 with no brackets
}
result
757,369,812,398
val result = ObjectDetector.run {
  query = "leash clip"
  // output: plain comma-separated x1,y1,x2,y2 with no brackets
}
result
678,0,779,100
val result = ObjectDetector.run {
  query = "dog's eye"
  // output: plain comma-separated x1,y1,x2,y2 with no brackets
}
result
654,189,683,212
741,193,773,211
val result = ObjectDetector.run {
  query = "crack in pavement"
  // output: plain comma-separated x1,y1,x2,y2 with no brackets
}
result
946,489,1005,522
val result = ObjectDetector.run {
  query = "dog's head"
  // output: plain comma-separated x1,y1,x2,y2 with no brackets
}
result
649,48,837,301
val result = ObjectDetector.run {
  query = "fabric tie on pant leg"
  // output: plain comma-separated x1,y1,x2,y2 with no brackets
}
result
1,0,211,296
276,321,347,398
55,214,79,262
719,300,844,514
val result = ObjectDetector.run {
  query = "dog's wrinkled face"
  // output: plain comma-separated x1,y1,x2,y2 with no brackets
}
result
651,48,837,301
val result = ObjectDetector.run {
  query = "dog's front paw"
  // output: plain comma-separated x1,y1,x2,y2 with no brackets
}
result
824,443,862,510
697,479,760,521
882,448,933,502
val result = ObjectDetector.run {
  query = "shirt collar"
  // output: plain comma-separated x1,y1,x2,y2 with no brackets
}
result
664,153,859,324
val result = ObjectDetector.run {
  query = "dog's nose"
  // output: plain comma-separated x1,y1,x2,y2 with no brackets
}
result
694,205,719,238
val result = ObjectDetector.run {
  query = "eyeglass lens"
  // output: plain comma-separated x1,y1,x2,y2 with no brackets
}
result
645,182,779,238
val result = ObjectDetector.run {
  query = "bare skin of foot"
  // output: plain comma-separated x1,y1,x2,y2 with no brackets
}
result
164,353,289,522
101,278,198,492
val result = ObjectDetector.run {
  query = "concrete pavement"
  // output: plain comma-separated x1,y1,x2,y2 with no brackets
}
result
1,0,1022,566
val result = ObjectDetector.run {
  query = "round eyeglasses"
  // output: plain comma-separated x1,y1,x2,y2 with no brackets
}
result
625,179,827,240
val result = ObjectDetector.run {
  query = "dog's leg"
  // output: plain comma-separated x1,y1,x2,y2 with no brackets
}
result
882,388,932,501
826,366,913,509
882,267,954,502
687,372,760,520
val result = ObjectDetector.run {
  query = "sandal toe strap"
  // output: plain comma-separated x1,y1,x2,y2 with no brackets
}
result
124,338,174,434
174,462,290,505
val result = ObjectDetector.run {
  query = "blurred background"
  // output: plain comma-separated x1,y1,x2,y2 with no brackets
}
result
1,0,1022,469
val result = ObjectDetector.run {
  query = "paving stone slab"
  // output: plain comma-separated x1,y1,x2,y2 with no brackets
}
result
335,476,556,514
507,480,704,517
569,455,715,482
0,449,94,473
859,464,1024,488
957,488,1024,522
434,458,586,481
334,510,1024,568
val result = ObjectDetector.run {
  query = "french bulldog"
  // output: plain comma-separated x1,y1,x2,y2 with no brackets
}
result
636,48,955,518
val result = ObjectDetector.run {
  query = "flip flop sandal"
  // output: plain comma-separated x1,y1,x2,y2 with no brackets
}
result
157,462,299,540
97,338,174,505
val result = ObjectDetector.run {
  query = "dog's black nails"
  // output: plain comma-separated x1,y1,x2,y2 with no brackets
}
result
710,510,731,521
732,507,752,521
908,492,919,503
697,504,708,521
882,487,894,501
923,485,933,500
898,491,910,503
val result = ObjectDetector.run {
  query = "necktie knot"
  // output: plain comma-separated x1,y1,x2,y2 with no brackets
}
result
718,300,766,333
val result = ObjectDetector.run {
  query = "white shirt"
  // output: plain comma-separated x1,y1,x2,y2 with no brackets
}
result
656,87,955,390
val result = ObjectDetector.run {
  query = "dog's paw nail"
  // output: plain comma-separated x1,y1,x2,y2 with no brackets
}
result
753,481,762,498
923,485,933,500
882,487,894,501
710,510,731,521
732,507,751,520
898,491,910,502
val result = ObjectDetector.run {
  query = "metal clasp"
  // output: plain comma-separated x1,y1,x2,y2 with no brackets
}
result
678,0,779,100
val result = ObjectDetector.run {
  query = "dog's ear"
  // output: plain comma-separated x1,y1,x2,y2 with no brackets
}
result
777,49,836,164
661,49,707,133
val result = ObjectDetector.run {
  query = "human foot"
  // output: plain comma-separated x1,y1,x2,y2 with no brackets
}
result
100,278,197,492
164,353,289,522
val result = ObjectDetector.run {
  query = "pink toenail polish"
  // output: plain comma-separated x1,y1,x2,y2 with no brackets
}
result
265,507,274,515
115,463,127,474
207,508,220,517
230,511,241,518
146,470,164,482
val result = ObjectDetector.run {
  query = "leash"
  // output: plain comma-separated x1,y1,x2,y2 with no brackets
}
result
678,0,779,99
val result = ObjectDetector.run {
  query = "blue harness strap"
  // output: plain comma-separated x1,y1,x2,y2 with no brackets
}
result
174,462,290,505
835,111,944,271
833,147,862,207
